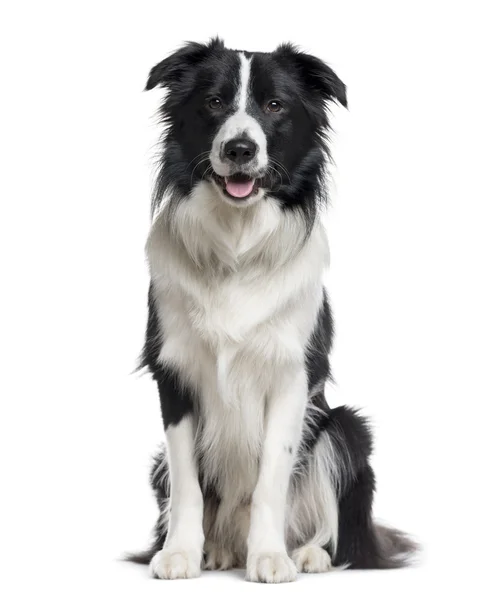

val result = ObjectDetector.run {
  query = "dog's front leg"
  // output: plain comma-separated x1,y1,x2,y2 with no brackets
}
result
150,377,204,579
246,367,307,583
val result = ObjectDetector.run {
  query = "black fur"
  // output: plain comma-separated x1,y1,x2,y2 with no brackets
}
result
127,39,417,573
131,405,417,570
140,285,196,427
305,289,334,390
146,38,346,232
133,289,417,570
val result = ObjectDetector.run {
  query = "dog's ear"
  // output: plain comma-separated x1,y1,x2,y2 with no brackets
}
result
275,43,347,108
146,37,224,91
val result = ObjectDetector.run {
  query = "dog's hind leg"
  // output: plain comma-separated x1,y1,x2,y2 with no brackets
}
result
327,405,417,569
288,401,417,570
202,492,233,571
291,545,333,573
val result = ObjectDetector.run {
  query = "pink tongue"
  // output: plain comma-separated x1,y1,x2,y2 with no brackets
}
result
225,178,255,198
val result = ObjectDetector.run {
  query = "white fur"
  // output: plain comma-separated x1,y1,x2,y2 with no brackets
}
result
246,552,297,583
246,367,308,582
288,427,340,551
147,178,339,581
210,53,268,180
150,417,204,579
292,545,333,573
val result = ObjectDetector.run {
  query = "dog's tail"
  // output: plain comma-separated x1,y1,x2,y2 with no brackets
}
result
369,523,419,568
124,535,164,566
124,447,169,566
332,480,419,570
323,405,419,569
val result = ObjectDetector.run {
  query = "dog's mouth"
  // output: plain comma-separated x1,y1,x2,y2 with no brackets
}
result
212,173,261,200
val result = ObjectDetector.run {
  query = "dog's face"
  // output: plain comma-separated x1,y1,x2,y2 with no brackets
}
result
147,39,346,209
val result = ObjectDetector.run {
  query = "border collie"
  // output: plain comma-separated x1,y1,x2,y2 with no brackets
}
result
128,38,416,583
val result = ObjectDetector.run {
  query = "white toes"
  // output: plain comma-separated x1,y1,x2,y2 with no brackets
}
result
246,551,297,583
150,548,202,579
292,545,332,573
203,542,236,570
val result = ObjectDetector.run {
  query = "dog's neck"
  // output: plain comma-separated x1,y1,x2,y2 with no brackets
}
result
149,181,313,275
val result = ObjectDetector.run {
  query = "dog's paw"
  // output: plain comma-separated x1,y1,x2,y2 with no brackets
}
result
246,551,297,583
292,545,332,573
203,541,237,570
150,548,201,579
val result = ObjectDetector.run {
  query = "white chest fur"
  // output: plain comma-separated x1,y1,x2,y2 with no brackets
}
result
146,184,329,501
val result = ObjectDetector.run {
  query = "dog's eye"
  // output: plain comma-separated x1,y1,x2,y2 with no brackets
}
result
266,100,283,113
208,97,223,110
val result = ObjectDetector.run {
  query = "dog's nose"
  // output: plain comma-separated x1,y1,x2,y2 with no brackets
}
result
223,138,258,165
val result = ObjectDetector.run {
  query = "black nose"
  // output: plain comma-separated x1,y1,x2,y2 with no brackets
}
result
223,138,258,165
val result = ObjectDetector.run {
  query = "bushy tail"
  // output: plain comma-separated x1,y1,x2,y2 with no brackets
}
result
125,411,420,570
324,405,419,569
124,534,164,566
371,524,419,568
124,447,169,566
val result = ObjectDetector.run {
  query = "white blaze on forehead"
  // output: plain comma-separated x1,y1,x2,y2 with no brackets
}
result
237,52,251,112
209,52,268,178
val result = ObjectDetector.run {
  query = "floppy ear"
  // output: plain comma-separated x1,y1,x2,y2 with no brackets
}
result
275,43,347,108
146,37,224,91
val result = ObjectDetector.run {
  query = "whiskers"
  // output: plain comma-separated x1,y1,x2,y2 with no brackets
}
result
267,159,291,191
202,164,215,183
186,151,290,194
188,152,214,186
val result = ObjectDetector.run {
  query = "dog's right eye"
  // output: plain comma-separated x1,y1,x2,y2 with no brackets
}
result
208,97,223,110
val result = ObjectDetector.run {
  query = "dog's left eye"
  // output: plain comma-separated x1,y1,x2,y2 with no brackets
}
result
266,100,283,113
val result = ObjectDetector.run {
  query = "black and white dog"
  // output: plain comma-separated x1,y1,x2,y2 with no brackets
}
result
129,38,416,583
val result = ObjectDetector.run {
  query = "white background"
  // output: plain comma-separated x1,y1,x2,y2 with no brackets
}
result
1,1,495,598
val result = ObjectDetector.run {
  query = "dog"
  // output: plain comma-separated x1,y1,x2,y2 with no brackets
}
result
128,38,416,583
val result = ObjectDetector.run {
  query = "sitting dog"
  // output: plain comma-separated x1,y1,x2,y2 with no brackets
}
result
128,38,416,583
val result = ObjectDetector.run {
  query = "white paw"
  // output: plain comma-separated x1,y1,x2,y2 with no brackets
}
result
150,548,201,579
203,541,237,570
246,551,297,583
292,545,332,573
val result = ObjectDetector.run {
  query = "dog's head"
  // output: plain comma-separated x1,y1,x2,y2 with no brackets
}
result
147,38,346,210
